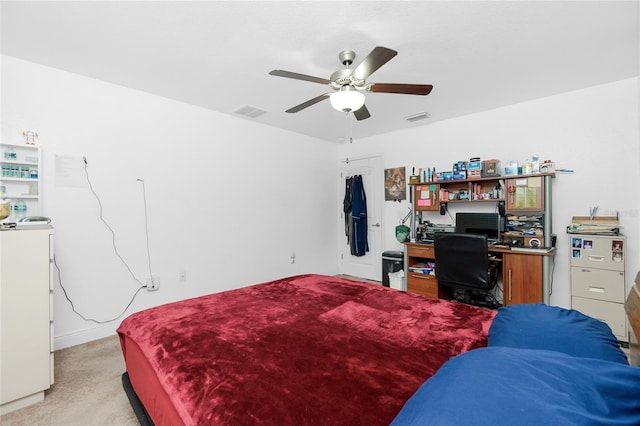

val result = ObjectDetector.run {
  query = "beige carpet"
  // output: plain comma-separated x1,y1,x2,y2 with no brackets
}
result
0,335,139,426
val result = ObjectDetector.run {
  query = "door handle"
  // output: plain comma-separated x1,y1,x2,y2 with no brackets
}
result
371,223,381,227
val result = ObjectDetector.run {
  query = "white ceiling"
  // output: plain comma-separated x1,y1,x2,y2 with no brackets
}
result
1,1,639,143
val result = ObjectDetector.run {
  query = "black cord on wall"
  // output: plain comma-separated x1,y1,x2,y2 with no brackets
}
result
55,157,154,323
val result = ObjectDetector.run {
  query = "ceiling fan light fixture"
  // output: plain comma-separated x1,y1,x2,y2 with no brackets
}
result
330,88,365,112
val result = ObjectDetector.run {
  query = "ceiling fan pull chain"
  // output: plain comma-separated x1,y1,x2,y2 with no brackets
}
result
345,112,353,143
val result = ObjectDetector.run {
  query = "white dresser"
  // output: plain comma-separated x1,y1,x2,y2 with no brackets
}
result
0,227,54,414
570,234,627,342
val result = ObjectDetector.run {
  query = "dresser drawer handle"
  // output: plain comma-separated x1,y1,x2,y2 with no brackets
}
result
412,274,433,280
587,255,605,262
412,247,431,252
588,286,605,293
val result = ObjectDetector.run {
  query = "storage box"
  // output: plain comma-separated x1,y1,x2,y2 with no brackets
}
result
503,161,519,176
442,171,453,181
482,159,501,177
468,161,482,171
540,162,555,174
452,170,467,180
468,169,482,179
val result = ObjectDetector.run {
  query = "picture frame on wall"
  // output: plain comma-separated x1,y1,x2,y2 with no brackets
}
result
385,167,406,202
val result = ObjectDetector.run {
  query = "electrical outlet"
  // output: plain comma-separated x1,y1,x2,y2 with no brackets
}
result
146,275,160,291
179,271,187,282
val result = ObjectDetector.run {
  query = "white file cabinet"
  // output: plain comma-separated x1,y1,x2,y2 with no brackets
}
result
0,227,54,414
570,234,627,341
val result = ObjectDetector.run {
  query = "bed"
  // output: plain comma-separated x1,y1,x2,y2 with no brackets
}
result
117,274,495,425
118,273,640,426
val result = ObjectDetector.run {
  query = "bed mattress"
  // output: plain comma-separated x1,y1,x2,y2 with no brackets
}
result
117,274,495,425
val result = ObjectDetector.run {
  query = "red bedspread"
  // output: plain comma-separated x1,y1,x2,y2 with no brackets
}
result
117,274,496,425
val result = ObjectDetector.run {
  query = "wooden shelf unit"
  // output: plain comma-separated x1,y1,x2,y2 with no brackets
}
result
406,173,555,305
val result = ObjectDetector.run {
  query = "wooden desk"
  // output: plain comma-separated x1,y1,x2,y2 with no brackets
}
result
404,242,555,305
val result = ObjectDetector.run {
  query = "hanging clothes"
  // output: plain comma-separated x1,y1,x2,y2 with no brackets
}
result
343,176,354,245
350,174,369,256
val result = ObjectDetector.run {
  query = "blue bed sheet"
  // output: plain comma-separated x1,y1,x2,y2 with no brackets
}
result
391,346,640,426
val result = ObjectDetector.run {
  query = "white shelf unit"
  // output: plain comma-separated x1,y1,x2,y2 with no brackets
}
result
0,143,42,220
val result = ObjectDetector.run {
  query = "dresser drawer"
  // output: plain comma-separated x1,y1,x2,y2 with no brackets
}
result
569,235,625,272
407,244,435,259
571,296,627,340
570,267,625,303
407,273,438,298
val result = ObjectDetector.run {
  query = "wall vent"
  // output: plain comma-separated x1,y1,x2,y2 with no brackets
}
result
404,112,431,122
233,105,268,119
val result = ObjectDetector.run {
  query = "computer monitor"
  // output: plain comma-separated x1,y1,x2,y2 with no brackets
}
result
455,212,501,241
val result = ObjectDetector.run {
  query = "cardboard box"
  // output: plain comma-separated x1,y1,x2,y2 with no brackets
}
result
468,161,482,171
468,169,482,179
503,160,518,176
540,162,555,174
482,159,501,177
453,170,467,180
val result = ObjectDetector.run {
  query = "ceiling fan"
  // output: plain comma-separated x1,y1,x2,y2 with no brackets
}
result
269,46,433,121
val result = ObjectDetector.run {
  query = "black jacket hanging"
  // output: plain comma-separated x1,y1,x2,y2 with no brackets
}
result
343,176,353,244
351,175,369,256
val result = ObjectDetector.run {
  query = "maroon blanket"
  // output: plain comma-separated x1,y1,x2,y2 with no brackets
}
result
118,274,496,425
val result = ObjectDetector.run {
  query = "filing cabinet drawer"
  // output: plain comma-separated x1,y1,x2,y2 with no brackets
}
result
407,244,435,259
571,296,627,340
570,267,625,303
569,235,625,271
407,273,438,299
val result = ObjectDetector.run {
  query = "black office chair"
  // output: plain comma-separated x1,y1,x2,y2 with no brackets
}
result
434,233,500,309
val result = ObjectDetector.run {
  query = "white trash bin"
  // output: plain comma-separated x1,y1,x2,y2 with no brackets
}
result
388,270,405,291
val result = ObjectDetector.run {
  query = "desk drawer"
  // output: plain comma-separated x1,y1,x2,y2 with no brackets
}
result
407,244,435,259
571,267,625,303
407,273,438,298
571,296,627,340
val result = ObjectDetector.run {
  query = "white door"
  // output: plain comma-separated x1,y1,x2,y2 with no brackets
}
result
338,155,383,281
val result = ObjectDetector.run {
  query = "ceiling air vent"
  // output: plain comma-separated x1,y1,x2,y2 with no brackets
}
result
233,105,268,119
404,112,431,122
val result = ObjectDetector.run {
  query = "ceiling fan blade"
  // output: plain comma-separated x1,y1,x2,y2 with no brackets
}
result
353,104,371,121
285,93,331,113
269,70,331,85
352,47,398,81
368,83,433,95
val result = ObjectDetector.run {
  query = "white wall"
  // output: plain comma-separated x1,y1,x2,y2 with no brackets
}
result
339,77,640,309
3,55,638,348
2,56,339,349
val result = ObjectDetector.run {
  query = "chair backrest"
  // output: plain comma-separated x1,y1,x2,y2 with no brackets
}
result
434,233,491,291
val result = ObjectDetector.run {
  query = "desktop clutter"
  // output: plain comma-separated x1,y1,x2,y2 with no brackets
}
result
408,155,557,251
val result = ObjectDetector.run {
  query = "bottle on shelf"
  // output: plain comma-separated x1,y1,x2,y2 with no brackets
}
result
13,199,27,220
0,186,10,221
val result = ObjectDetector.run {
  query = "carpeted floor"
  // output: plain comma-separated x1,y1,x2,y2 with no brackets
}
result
0,335,138,426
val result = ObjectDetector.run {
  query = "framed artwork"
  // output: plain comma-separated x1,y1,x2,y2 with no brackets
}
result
384,167,406,202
